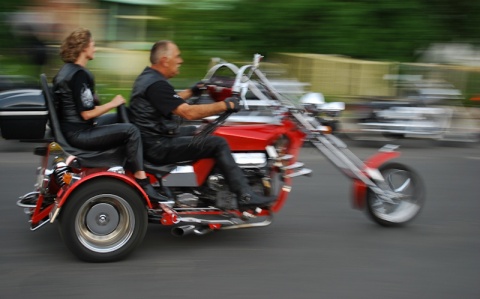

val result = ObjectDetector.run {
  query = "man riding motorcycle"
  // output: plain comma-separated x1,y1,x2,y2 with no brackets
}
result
128,40,275,208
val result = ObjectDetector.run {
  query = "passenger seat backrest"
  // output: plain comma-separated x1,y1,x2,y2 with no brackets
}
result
117,104,131,123
39,73,127,168
40,73,70,146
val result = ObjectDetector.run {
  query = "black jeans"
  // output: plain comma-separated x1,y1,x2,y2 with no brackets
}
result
64,116,144,172
143,127,248,195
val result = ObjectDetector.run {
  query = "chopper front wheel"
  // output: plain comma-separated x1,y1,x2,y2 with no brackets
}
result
366,162,425,227
58,178,148,262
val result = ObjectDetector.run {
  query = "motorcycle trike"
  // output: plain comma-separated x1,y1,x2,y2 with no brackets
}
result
15,54,425,262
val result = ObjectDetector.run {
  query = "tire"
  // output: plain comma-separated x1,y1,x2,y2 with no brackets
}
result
58,178,148,262
366,162,425,227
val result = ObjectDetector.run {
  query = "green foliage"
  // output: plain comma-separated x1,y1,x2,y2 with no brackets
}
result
2,0,480,94
0,0,31,51
3,0,480,63
150,0,480,62
246,0,435,61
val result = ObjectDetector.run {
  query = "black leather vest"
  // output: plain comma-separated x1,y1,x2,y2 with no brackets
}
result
130,67,181,138
53,63,94,127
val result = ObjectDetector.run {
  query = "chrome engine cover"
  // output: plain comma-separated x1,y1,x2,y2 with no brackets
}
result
162,152,267,187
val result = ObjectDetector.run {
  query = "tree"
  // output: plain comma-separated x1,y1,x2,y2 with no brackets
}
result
156,0,480,62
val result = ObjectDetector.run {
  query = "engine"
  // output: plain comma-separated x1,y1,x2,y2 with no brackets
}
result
205,166,269,210
165,151,281,210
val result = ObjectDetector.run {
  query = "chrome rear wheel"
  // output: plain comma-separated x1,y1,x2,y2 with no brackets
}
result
59,178,147,262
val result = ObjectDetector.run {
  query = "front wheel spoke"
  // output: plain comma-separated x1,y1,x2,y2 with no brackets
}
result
375,205,387,214
372,198,384,208
367,163,424,226
394,177,411,193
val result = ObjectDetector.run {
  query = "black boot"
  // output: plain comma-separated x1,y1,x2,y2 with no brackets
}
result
237,191,276,208
213,149,276,208
135,178,173,203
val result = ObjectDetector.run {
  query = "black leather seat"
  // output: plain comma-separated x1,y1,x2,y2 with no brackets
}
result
40,73,126,168
116,104,183,177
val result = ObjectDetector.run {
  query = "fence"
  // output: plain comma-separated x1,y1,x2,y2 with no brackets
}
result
273,53,480,103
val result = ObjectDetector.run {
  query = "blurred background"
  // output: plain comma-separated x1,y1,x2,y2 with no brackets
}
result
0,3,479,298
0,0,479,139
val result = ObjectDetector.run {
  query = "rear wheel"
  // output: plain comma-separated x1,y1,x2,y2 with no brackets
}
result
58,178,147,262
366,162,425,227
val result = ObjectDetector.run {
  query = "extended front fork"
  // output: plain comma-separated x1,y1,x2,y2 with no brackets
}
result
310,133,400,209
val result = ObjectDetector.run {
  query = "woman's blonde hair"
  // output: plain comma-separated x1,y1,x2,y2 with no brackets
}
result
59,28,92,63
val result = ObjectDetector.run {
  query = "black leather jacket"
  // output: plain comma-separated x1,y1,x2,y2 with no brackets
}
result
53,63,95,130
129,67,182,139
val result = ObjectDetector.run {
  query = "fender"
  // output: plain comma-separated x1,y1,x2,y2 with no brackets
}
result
215,119,306,152
51,171,152,211
351,150,401,209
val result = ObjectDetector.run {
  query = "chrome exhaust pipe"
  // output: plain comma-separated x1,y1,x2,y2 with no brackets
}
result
171,224,196,237
193,227,212,235
171,224,214,237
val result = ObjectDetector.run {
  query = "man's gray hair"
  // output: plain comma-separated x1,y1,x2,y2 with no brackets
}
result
150,40,173,64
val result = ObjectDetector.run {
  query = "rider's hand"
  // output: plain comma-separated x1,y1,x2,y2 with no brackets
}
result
191,82,206,97
224,96,241,113
111,95,126,107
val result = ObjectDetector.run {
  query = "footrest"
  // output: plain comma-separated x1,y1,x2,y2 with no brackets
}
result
281,161,304,170
17,192,39,208
284,168,313,178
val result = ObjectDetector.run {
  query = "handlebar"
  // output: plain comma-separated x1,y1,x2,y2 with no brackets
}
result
203,54,267,109
202,54,332,135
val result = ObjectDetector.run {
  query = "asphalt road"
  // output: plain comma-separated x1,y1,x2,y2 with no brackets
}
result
0,138,479,299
